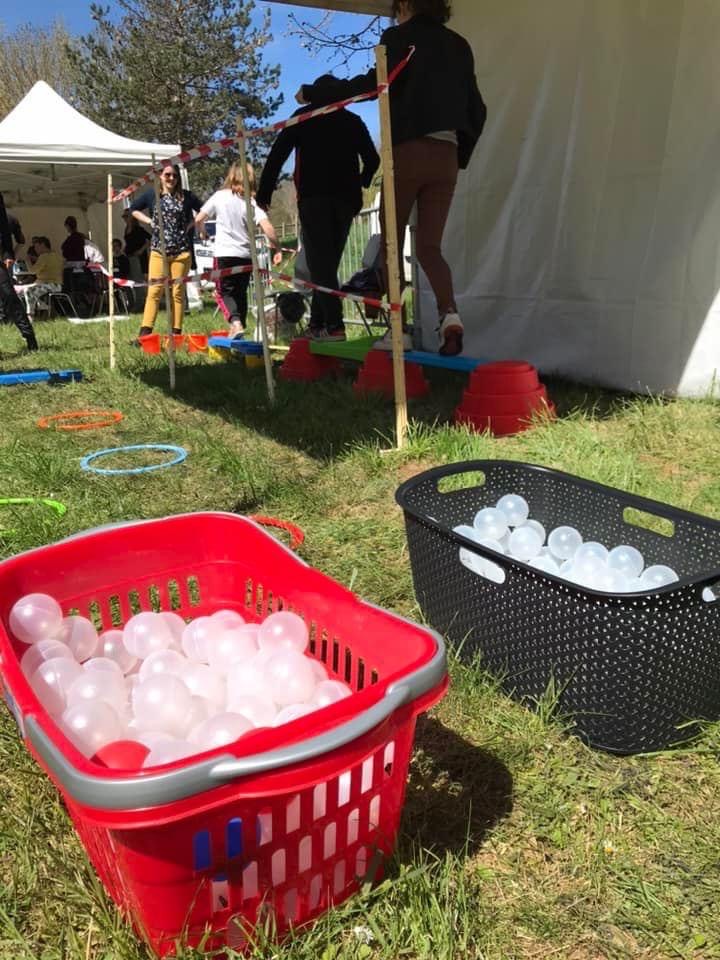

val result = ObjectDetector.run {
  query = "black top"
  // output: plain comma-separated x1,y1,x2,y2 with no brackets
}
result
300,14,486,170
129,187,203,255
62,231,86,262
256,87,379,212
0,193,13,260
123,223,150,257
113,253,131,279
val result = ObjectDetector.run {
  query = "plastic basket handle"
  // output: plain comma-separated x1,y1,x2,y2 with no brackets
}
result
22,636,446,811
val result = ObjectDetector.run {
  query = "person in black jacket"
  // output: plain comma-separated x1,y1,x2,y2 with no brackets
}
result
297,0,486,356
257,75,379,341
0,193,38,351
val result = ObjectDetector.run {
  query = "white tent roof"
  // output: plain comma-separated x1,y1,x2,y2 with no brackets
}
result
0,81,180,207
270,0,390,13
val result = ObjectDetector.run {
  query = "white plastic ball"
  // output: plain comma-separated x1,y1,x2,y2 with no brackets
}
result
639,565,679,589
227,654,276,705
99,629,137,675
495,494,530,527
54,615,99,662
206,625,258,672
84,656,124,678
61,701,124,756
132,675,193,737
477,537,505,554
594,568,631,594
472,508,508,542
528,555,560,575
263,651,316,706
273,703,316,726
453,524,481,542
522,519,546,544
21,639,74,678
160,612,187,648
143,739,195,768
184,696,212,731
211,609,246,630
180,663,225,704
30,658,82,716
508,526,543,561
309,659,329,683
548,526,583,560
574,542,609,564
123,612,173,660
10,593,63,645
192,712,253,751
313,680,352,708
257,611,309,654
607,545,644,579
138,649,187,683
66,668,126,713
180,617,215,663
133,730,173,750
226,694,277,728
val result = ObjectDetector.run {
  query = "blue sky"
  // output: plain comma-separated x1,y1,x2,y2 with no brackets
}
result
3,1,385,137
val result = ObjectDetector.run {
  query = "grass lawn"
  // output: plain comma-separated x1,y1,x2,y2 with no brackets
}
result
1,309,720,959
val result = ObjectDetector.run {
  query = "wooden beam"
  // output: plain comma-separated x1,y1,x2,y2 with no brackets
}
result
268,0,391,16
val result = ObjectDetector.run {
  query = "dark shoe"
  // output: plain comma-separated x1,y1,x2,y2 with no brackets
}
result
172,327,183,336
25,333,39,352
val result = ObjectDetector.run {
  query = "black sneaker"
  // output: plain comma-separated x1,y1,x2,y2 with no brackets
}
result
25,333,39,352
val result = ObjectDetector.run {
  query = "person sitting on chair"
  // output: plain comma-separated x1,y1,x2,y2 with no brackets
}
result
14,236,63,320
61,216,86,263
112,239,131,279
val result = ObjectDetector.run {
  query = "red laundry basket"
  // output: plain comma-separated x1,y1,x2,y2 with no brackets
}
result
0,513,447,956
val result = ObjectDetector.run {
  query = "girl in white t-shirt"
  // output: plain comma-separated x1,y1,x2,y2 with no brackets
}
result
195,163,281,338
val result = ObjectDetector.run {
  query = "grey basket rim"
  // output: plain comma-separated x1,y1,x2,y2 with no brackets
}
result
394,459,720,597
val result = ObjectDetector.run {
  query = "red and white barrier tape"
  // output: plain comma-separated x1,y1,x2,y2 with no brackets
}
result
112,48,414,203
269,270,400,313
87,260,256,289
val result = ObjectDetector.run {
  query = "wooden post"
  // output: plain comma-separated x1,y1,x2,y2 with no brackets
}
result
107,174,115,370
151,154,175,392
237,117,275,405
376,44,408,449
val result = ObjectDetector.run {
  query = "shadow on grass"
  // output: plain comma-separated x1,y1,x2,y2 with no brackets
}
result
138,360,466,460
399,715,513,859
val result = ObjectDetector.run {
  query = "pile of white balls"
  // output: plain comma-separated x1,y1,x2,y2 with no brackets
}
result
9,594,351,768
454,493,679,593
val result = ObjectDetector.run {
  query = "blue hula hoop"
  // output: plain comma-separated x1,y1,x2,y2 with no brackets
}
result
80,444,188,476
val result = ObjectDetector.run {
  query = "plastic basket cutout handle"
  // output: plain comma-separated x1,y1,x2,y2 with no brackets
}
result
623,506,675,538
437,470,486,495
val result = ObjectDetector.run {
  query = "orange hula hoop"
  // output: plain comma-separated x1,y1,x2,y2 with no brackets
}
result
37,410,124,431
249,515,305,551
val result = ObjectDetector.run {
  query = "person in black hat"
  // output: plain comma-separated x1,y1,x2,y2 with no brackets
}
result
256,74,379,342
0,192,38,351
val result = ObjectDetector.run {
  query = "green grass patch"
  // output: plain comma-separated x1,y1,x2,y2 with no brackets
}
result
1,311,720,958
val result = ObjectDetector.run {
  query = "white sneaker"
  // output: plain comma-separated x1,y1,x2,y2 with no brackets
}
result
372,329,413,351
437,312,464,356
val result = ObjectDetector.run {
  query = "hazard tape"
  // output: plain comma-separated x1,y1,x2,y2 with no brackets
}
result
112,48,415,203
269,270,400,313
86,260,257,289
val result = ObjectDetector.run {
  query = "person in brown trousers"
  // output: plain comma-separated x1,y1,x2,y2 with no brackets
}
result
297,0,486,356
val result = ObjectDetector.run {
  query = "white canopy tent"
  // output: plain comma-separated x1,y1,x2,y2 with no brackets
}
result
270,0,720,397
0,81,179,256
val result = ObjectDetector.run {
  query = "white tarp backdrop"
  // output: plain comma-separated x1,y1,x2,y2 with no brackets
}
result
422,0,720,395
272,0,720,395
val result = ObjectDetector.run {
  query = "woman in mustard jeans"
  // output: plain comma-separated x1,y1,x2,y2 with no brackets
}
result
129,164,203,339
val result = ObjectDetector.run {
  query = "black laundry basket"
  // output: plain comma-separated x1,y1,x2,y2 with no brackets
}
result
395,460,720,754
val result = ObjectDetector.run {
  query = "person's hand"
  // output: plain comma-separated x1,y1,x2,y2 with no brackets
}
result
295,86,308,105
272,250,283,266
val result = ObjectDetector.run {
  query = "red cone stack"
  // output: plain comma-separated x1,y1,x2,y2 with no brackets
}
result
353,350,429,398
454,360,555,436
279,337,342,382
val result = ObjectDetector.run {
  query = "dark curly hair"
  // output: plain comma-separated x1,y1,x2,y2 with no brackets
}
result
392,0,452,24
